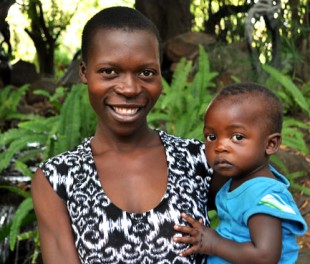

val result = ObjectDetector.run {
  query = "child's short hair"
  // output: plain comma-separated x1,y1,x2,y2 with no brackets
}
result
81,6,162,63
215,83,283,134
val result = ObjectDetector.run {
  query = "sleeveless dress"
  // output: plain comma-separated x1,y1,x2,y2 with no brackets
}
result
40,130,212,264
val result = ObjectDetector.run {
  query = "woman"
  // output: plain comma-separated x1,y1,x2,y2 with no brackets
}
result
32,6,213,264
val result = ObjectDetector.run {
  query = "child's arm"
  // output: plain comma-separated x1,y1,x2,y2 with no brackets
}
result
173,213,282,264
208,173,228,210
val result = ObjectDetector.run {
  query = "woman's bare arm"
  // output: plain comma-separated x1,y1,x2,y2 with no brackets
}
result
32,168,81,264
174,213,282,264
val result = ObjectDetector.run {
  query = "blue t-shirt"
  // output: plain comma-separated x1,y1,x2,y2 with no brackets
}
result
208,166,307,264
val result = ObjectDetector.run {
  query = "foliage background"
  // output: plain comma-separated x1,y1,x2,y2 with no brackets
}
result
0,0,309,263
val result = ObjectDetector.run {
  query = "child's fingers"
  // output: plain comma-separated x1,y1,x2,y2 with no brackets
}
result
179,246,198,257
173,224,198,236
172,234,199,245
181,213,202,228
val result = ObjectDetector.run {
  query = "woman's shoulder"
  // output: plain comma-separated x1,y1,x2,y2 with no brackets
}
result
157,130,204,147
157,130,210,173
40,137,92,170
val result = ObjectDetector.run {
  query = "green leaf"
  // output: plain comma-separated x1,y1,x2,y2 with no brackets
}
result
0,186,31,198
282,127,309,154
14,160,34,178
0,223,11,242
263,65,310,117
9,197,33,251
289,182,310,196
0,85,29,123
17,229,38,241
0,133,48,172
283,117,310,131
18,116,59,133
208,210,220,228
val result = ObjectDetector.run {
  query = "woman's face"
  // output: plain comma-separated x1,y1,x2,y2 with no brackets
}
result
80,28,162,136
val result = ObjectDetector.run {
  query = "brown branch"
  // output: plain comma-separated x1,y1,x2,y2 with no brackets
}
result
37,1,54,42
204,3,252,35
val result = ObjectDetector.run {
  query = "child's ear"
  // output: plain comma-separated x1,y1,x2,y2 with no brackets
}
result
266,133,282,155
79,61,87,84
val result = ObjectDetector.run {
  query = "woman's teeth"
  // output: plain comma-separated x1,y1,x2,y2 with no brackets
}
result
113,107,139,115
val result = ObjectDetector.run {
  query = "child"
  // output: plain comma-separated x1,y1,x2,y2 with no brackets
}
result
173,83,308,263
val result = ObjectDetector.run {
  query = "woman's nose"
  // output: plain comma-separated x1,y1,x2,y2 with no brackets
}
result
115,74,141,97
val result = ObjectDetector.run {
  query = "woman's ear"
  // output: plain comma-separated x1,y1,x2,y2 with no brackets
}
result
79,61,87,84
266,133,282,155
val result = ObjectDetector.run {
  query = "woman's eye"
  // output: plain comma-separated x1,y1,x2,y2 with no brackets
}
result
100,68,116,75
139,70,154,77
232,134,244,142
205,134,216,142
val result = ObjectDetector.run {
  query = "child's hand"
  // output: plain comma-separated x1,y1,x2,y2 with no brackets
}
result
173,213,220,257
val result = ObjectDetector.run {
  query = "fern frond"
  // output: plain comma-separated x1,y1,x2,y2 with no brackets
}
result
0,128,25,146
9,197,33,250
282,127,309,154
283,117,310,131
52,87,81,153
18,116,59,133
263,65,310,117
0,85,29,120
0,186,31,198
170,58,192,91
0,133,48,172
17,229,38,241
14,160,34,178
0,222,11,242
147,112,170,123
79,85,96,138
270,155,289,175
289,182,310,196
192,45,217,100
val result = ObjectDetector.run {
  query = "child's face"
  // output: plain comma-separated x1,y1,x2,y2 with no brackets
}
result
80,28,162,136
203,98,271,180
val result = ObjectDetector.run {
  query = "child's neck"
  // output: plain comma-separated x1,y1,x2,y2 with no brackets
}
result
229,163,275,191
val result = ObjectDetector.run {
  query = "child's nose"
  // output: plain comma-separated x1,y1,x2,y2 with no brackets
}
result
215,139,229,153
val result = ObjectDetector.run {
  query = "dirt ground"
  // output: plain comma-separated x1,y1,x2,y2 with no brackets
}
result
273,142,310,263
289,157,310,263
294,179,310,263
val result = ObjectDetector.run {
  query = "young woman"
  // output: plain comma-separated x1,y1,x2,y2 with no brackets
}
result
32,6,213,264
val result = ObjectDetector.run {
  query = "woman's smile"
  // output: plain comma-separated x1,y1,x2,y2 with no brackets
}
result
108,105,143,122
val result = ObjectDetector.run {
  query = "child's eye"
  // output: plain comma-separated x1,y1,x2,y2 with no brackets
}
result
232,134,244,142
205,134,216,142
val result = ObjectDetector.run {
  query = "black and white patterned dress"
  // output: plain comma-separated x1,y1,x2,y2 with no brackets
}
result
40,130,212,264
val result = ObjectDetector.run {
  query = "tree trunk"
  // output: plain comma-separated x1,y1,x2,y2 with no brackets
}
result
32,38,55,77
0,0,15,55
204,4,251,38
135,0,192,43
0,0,15,27
24,1,55,77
